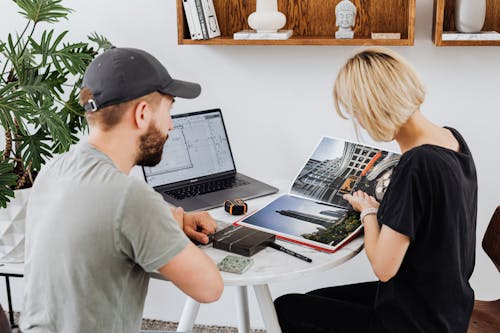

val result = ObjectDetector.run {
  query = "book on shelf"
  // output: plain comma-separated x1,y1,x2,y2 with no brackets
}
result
371,32,401,40
194,0,209,39
200,0,220,38
183,0,221,40
233,29,293,40
236,136,401,253
183,0,203,40
442,31,500,41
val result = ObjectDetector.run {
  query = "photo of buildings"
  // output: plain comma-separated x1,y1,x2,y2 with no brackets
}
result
240,195,361,250
241,137,400,251
290,137,400,208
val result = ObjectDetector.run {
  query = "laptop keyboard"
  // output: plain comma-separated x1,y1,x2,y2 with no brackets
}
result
165,178,250,200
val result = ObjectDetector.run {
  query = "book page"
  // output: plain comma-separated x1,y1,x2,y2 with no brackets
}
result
238,194,362,252
289,137,400,209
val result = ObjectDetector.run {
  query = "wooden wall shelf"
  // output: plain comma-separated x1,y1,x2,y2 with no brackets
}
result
177,0,416,46
433,0,500,46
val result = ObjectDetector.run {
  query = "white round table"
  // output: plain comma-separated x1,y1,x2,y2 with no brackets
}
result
175,180,364,333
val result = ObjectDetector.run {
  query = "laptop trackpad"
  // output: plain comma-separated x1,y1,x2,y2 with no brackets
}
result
202,188,252,202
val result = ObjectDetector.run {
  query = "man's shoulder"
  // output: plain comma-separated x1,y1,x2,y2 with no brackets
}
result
39,143,124,183
123,176,164,206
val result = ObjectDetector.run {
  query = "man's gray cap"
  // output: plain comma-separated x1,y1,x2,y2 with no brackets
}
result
82,47,201,111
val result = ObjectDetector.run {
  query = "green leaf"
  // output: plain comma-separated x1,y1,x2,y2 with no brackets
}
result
6,33,23,79
88,32,113,51
17,129,53,172
30,30,93,74
40,65,67,98
38,103,72,152
15,0,72,24
51,85,87,153
0,160,18,208
0,82,31,134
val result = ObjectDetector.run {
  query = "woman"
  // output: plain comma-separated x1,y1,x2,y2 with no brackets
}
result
274,47,477,333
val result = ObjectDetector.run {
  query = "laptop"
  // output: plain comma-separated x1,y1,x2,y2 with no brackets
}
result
142,109,278,211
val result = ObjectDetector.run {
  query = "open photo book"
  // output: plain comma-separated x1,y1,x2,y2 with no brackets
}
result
236,136,401,253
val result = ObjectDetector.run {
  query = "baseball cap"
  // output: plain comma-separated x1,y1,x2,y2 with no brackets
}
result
82,47,201,112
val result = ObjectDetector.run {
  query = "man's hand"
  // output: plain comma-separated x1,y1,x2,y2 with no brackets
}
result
170,207,217,244
170,206,185,229
343,190,380,212
183,211,217,245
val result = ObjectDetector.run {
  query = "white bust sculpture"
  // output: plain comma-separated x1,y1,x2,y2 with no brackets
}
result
335,0,357,39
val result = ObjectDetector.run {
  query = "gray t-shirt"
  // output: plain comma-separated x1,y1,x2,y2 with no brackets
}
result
20,142,189,333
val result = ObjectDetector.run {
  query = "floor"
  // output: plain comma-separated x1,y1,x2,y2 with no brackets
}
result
9,313,266,333
142,318,266,332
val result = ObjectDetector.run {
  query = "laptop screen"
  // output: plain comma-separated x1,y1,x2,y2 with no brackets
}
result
143,109,236,187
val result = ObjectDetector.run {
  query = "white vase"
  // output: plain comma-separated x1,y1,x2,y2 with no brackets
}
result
455,0,486,33
0,188,31,263
248,0,286,33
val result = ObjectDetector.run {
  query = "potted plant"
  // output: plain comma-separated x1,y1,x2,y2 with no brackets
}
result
0,0,111,262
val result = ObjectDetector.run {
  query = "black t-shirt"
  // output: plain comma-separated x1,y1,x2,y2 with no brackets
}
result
372,127,477,333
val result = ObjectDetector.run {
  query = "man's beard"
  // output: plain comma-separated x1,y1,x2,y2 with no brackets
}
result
136,123,168,167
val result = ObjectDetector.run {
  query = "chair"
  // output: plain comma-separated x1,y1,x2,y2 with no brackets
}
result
468,206,500,333
0,302,12,333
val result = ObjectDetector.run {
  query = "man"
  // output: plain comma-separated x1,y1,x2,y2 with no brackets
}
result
20,47,223,333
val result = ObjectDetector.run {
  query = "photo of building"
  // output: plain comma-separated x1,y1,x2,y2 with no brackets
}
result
291,137,400,208
240,194,362,250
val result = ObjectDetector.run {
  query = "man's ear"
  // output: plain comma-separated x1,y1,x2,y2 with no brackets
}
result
133,100,152,131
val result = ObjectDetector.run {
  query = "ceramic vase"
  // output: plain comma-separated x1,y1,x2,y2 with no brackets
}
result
248,0,286,33
455,0,486,33
0,188,30,263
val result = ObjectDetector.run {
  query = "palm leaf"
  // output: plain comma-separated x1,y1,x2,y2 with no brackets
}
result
58,85,86,130
15,0,71,24
30,30,92,74
5,34,24,81
0,82,31,134
0,160,18,208
25,94,72,152
40,65,67,97
88,32,113,51
17,129,53,172
0,41,5,69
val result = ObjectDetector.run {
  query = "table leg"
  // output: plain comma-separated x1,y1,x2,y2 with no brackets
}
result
253,284,282,333
177,297,200,332
5,276,17,329
235,286,251,333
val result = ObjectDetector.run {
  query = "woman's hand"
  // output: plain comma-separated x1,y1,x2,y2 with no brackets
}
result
343,190,380,212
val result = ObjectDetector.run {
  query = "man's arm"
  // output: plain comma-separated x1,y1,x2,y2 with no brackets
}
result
163,206,223,303
158,243,223,303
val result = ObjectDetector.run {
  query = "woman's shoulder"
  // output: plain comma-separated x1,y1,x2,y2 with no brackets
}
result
389,146,452,187
397,145,439,170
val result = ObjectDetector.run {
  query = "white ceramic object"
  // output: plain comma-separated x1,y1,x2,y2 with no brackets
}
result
455,0,486,33
248,0,286,33
335,0,357,39
0,188,30,263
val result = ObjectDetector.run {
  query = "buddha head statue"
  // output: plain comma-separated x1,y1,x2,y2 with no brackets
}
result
335,0,357,30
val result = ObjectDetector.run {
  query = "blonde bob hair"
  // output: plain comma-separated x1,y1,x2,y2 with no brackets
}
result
333,47,425,141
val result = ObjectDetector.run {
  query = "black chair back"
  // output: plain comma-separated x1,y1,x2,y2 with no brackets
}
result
0,302,12,333
483,206,500,272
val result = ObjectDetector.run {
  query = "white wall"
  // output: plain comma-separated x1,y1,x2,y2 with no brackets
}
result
1,0,499,328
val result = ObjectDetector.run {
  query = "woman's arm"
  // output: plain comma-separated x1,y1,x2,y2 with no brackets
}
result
344,191,410,282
